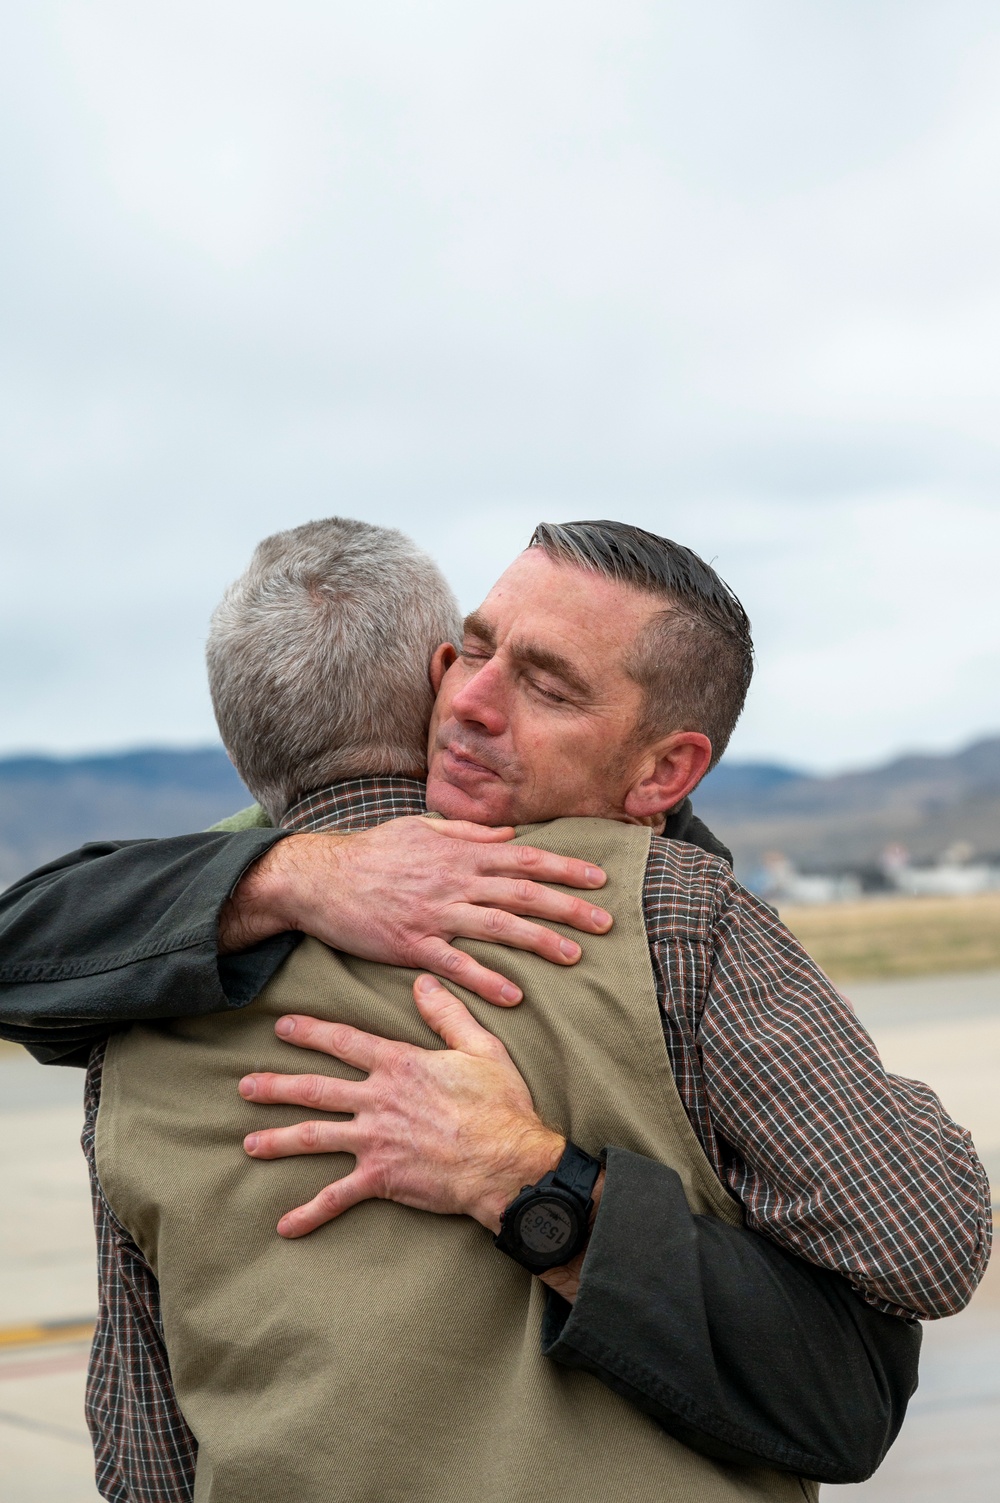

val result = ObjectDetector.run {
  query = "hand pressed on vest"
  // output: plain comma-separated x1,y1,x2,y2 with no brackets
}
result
219,815,612,1007
239,975,566,1236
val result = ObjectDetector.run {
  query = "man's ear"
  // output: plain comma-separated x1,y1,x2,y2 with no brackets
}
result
623,732,713,823
430,642,458,693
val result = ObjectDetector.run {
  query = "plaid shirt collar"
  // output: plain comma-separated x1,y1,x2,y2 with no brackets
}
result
280,775,428,834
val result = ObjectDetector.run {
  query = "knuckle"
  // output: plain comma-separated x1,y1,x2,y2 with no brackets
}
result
439,948,465,976
380,1049,406,1084
318,1183,342,1212
331,1023,364,1061
388,924,419,963
515,845,541,869
483,906,512,935
370,1076,396,1114
511,878,537,904
301,1119,324,1149
364,1161,390,1199
300,1074,329,1108
409,939,437,969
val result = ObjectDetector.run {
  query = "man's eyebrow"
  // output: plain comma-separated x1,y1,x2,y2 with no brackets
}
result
513,642,593,699
462,610,592,698
462,611,496,647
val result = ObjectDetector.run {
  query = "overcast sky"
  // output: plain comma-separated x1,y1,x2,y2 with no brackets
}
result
2,1,999,771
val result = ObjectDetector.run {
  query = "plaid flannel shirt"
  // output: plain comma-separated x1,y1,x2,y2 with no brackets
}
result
83,775,992,1500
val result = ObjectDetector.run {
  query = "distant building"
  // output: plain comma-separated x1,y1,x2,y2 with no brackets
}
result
750,852,862,906
880,841,1000,898
747,842,1000,907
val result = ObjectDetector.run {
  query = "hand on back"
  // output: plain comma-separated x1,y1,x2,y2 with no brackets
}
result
219,815,612,1006
239,975,565,1237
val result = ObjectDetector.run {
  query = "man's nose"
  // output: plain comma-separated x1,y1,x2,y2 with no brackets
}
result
450,658,508,736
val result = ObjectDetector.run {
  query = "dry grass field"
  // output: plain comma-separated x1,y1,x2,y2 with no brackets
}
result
779,892,1000,982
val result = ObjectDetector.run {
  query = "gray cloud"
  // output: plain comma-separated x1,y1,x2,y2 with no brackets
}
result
1,1,999,768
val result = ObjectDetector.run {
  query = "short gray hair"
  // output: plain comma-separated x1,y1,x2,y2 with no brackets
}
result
207,518,462,820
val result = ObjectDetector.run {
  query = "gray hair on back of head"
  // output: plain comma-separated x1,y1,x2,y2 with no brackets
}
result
207,518,462,820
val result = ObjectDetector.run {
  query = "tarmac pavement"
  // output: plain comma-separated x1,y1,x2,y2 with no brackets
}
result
0,1054,99,1502
825,968,1000,1501
0,968,997,1501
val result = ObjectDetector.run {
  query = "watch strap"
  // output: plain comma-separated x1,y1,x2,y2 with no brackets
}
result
540,1140,603,1206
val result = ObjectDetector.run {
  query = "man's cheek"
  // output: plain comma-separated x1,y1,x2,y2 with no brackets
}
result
429,666,467,739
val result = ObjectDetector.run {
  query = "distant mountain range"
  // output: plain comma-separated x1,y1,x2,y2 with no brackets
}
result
1,736,998,886
0,750,250,886
696,735,1000,877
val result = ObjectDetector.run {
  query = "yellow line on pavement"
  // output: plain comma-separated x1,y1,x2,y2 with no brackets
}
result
0,1318,95,1349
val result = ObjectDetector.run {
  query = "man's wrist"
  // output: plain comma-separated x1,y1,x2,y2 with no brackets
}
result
472,1128,566,1234
218,833,346,953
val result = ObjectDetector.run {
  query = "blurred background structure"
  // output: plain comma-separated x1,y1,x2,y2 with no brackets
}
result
1,2,998,1498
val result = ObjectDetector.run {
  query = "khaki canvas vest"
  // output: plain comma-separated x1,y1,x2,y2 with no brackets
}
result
96,817,817,1503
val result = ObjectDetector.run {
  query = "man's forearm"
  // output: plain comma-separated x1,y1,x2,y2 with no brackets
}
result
0,832,293,1062
0,817,613,1060
543,1147,920,1485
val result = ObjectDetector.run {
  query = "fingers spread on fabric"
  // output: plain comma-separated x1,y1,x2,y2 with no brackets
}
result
225,816,611,1007
271,1014,387,1071
276,1170,372,1237
242,980,560,1236
239,1069,366,1112
412,975,512,1061
411,936,524,1005
244,1118,358,1159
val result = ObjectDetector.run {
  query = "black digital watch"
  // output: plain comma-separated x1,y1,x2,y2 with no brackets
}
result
494,1140,603,1273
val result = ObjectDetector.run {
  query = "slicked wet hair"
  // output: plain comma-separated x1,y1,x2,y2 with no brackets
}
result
208,518,462,820
529,520,753,769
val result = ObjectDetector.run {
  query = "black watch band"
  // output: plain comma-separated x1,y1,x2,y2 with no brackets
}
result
493,1141,603,1273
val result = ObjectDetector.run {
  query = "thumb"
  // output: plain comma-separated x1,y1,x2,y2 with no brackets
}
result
413,975,509,1061
423,818,516,844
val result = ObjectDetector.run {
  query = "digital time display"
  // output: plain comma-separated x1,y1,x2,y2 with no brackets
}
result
518,1198,574,1255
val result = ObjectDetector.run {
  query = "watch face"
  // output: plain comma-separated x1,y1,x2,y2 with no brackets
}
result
517,1196,575,1256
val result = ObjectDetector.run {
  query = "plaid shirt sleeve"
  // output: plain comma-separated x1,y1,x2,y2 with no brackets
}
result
647,838,993,1321
82,1044,198,1502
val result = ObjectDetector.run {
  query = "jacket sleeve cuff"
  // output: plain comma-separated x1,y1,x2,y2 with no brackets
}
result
541,1145,833,1477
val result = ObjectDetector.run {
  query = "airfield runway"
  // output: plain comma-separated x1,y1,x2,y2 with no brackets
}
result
1,970,997,1502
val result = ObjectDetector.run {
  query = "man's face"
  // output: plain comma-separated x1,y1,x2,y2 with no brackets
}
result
425,549,665,826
